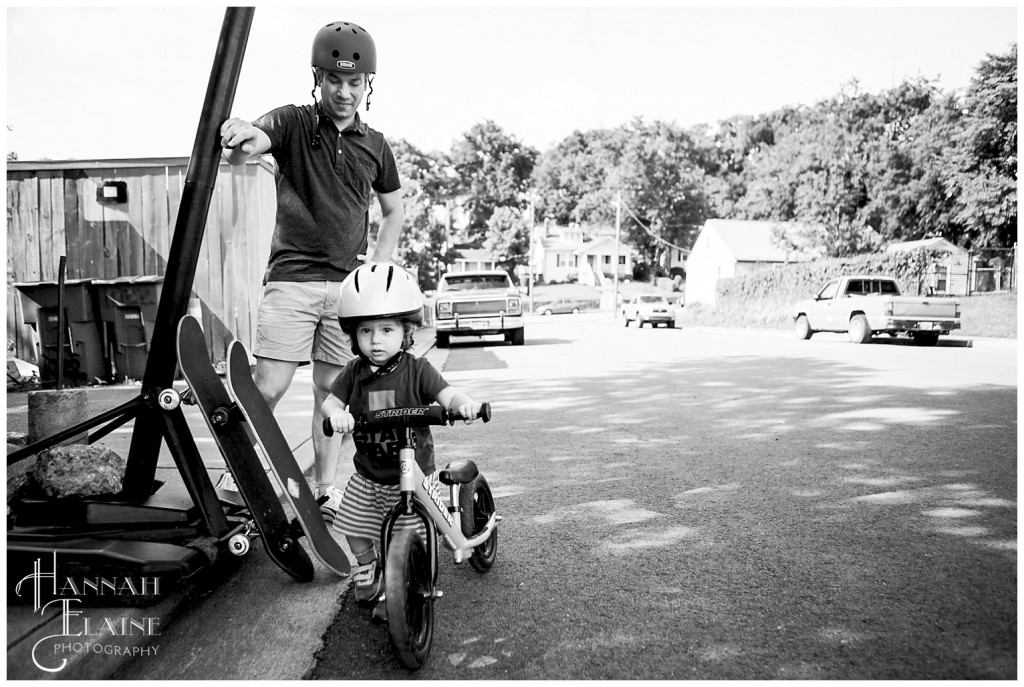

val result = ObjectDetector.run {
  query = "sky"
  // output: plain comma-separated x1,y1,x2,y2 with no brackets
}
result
4,4,1019,161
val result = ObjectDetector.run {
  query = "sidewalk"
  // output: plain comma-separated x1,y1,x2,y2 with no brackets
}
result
6,329,441,681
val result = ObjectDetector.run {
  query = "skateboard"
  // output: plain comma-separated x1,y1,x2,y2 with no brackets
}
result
176,315,314,582
226,340,352,577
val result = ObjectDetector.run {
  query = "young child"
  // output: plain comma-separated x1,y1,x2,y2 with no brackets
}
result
320,263,483,615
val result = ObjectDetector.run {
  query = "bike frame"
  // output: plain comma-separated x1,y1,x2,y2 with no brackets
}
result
359,408,498,574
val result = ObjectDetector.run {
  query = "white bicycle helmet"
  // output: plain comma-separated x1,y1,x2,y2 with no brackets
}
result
338,263,423,327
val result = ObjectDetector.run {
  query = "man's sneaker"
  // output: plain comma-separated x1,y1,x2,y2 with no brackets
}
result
352,559,383,603
371,599,387,624
215,471,238,492
319,485,343,527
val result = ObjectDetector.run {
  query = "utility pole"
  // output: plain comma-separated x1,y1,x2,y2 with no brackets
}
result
528,196,536,315
613,190,621,319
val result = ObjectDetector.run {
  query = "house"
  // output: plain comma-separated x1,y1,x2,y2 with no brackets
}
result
535,225,636,284
684,219,823,306
447,247,500,273
886,237,969,295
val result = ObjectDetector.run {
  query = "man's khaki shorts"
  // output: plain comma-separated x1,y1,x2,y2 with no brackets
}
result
253,281,354,366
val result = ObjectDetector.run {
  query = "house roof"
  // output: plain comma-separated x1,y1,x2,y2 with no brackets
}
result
540,238,579,252
573,236,634,256
452,248,493,262
886,237,965,254
704,219,815,262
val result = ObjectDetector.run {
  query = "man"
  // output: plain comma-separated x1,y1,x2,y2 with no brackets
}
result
220,20,404,511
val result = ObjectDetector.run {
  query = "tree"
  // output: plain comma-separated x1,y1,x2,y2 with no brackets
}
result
483,206,531,275
381,139,454,290
532,128,619,225
609,118,712,275
947,43,1017,247
449,120,538,249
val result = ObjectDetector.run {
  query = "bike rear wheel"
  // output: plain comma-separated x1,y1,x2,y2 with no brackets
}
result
385,529,434,670
459,474,498,572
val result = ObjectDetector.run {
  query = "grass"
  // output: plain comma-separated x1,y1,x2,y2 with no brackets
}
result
529,281,1017,339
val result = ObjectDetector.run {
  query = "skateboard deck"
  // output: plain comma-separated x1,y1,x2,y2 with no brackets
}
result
176,315,314,582
226,340,352,577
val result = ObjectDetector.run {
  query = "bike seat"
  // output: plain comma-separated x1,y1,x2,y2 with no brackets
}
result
438,460,479,485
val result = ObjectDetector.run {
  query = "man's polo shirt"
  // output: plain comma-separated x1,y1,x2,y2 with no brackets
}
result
254,105,401,283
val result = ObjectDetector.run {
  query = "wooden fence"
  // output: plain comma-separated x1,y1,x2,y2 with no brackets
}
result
6,157,276,376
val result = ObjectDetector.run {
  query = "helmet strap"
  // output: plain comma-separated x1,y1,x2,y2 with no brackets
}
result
310,68,322,149
365,74,374,111
361,350,404,381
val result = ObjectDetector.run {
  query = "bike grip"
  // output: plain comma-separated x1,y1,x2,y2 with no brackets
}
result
479,402,491,423
322,418,334,437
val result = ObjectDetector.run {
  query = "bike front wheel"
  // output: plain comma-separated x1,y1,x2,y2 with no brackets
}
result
385,529,434,670
459,473,498,572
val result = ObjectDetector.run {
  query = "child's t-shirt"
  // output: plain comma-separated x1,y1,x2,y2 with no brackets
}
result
329,353,449,485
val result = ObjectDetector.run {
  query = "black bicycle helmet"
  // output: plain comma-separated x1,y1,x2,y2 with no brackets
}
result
311,21,376,74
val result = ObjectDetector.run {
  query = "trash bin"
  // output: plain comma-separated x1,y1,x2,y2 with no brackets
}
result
92,276,165,383
14,279,107,386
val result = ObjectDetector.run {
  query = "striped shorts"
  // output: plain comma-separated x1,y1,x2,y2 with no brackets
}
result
330,472,438,543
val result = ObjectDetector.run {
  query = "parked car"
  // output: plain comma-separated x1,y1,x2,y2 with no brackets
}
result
792,274,961,345
433,270,524,348
538,298,585,315
621,294,675,328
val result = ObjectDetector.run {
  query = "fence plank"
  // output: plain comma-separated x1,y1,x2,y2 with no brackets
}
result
143,168,171,274
48,173,67,280
126,173,147,275
232,165,252,351
207,176,228,360
16,176,41,282
63,176,85,279
73,175,106,279
8,174,27,283
37,174,55,281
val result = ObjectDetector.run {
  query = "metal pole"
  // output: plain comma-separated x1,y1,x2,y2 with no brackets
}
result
613,191,621,318
122,7,254,500
528,198,535,315
56,255,67,389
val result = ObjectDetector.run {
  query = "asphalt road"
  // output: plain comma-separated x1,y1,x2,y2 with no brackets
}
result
313,314,1017,679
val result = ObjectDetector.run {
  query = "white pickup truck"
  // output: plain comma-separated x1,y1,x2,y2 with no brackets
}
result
433,270,525,348
792,275,961,346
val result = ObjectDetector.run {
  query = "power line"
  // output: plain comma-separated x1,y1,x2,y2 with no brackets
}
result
619,199,690,253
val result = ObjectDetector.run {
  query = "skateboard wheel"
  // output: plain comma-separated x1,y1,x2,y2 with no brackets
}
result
158,389,181,411
228,533,250,556
211,407,230,426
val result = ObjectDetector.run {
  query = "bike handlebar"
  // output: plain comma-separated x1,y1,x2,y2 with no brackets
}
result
322,403,491,437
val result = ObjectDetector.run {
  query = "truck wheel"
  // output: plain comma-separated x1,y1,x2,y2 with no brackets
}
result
509,327,525,346
848,315,872,344
913,332,940,346
794,315,813,340
436,333,450,349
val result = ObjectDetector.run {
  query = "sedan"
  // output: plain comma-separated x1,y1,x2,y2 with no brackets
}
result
538,298,585,315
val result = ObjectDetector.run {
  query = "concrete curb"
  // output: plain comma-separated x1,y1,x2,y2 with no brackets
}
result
676,325,1017,350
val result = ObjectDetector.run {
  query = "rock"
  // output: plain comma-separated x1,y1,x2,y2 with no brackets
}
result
7,432,28,446
7,454,36,512
32,445,127,498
